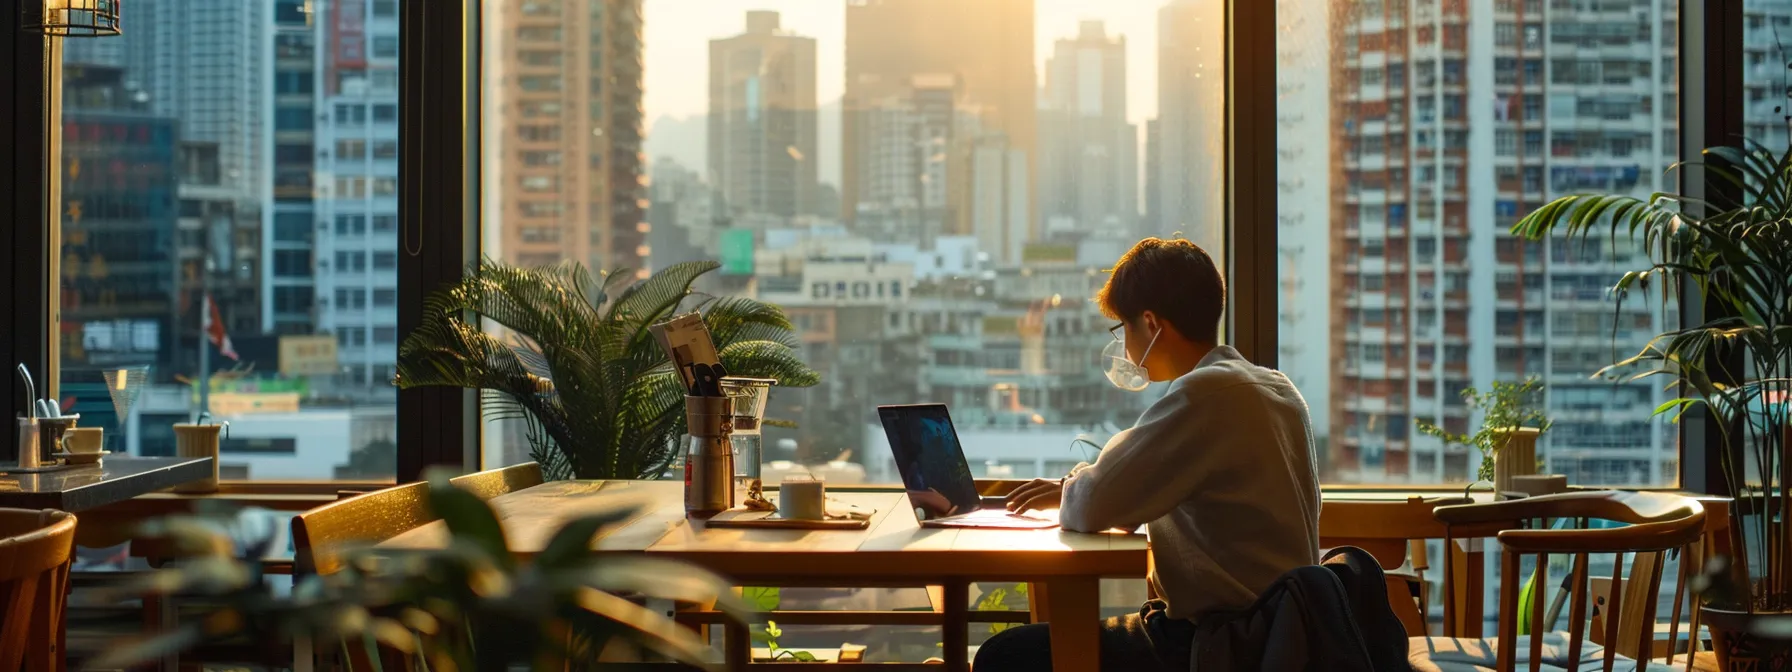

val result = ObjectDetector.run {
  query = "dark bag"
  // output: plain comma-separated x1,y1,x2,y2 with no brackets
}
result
1189,546,1412,672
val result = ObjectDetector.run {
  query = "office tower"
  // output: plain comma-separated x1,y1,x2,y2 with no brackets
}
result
63,0,269,379
1275,0,1331,437
843,0,1036,244
1038,21,1138,238
494,0,647,273
708,11,818,223
1326,0,1680,485
1144,117,1161,239
58,65,181,373
313,0,402,388
268,0,322,338
851,73,964,247
1154,0,1225,254
959,133,1030,266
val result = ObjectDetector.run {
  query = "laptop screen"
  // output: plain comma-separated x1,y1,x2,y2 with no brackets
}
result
878,404,983,518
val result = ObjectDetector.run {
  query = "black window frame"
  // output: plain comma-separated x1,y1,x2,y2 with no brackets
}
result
0,0,1741,491
1,0,482,482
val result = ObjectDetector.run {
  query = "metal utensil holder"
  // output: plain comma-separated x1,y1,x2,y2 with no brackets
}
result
683,395,735,515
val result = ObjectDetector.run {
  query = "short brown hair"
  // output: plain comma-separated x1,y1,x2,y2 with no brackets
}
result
1096,237,1225,342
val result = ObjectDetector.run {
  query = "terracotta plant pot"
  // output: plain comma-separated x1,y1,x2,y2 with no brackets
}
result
1702,605,1792,671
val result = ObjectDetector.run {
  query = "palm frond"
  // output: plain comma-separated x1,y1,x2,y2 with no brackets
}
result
397,259,817,480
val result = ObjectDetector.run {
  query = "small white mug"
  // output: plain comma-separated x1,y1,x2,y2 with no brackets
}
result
781,476,826,521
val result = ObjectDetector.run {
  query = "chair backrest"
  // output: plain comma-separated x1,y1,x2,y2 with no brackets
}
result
0,508,78,672
1432,491,1707,672
449,462,544,501
292,481,436,577
1320,496,1472,636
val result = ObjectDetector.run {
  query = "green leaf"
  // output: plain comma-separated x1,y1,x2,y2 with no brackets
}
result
533,507,643,571
427,473,513,571
791,651,818,662
743,586,782,612
765,620,783,639
565,588,722,670
547,557,754,618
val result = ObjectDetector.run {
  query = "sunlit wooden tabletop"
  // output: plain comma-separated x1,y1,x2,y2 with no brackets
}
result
382,479,1148,672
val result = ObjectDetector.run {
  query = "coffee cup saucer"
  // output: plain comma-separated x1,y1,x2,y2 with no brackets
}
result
53,451,109,465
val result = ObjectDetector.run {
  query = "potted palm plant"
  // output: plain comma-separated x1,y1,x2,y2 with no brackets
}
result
395,260,819,480
1513,141,1792,669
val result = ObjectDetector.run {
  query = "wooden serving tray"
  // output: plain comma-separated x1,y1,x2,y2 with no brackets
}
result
700,509,871,530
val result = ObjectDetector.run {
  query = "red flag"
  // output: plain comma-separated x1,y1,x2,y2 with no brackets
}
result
204,294,239,361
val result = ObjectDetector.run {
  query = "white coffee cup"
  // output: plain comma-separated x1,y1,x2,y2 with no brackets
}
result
781,476,826,520
59,427,104,454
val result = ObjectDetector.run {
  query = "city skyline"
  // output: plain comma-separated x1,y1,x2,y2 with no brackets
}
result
642,0,1164,128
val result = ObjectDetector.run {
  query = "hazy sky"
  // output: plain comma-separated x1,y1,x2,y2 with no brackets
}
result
641,0,1165,126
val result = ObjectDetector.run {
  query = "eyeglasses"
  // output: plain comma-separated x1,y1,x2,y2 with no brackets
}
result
1108,323,1124,342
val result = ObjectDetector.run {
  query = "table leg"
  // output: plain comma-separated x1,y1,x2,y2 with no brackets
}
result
942,579,969,672
1043,577,1101,672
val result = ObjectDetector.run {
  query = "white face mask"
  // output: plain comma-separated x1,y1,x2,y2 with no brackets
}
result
1102,326,1159,392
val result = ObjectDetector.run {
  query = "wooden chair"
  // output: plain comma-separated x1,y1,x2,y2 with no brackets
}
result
291,482,438,670
1410,491,1708,672
291,481,436,579
450,462,544,501
0,508,78,672
1320,496,1476,637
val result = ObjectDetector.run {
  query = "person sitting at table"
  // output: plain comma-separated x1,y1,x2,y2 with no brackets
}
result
974,237,1321,672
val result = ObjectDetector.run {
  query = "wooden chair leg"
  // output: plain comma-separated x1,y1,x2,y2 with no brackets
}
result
724,620,750,669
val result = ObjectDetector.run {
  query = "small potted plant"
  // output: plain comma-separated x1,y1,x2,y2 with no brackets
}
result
1414,378,1552,496
1514,139,1792,669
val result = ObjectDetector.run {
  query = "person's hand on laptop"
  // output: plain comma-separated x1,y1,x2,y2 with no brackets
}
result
910,487,956,517
1005,478,1064,514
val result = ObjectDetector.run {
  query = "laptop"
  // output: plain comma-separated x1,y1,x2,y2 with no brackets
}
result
877,404,1060,529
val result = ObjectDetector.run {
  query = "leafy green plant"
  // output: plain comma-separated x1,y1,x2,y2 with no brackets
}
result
395,260,819,480
975,582,1028,635
761,621,817,662
1513,140,1792,609
1414,379,1552,484
92,471,753,669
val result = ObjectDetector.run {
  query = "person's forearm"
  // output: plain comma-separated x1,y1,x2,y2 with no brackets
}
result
1060,469,1133,532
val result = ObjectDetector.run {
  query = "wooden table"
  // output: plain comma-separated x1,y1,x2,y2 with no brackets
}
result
0,456,215,512
383,480,1150,672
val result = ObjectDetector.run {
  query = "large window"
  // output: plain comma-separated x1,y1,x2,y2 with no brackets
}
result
55,0,400,481
479,1,1199,490
1279,0,1683,488
478,0,1211,655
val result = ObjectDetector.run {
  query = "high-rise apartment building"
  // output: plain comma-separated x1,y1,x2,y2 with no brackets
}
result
1275,0,1332,436
1154,0,1225,253
843,0,1036,243
1038,21,1138,238
708,11,818,223
1326,0,1680,485
493,0,647,273
313,0,402,389
851,73,964,247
